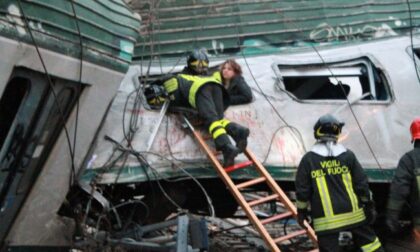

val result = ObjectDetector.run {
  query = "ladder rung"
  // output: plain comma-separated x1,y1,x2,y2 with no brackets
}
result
260,211,293,225
248,194,279,207
236,177,266,189
187,118,318,250
273,229,308,244
224,160,253,173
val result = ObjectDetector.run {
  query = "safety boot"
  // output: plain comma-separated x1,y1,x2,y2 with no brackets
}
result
215,135,240,167
221,144,241,167
225,122,250,151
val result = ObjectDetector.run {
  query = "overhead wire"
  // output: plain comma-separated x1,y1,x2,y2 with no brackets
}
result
70,1,159,235
233,1,385,178
275,2,386,175
120,0,166,175
68,0,165,235
16,0,77,184
18,0,89,239
116,0,224,218
105,0,420,247
94,1,161,212
302,40,384,174
139,150,215,217
218,0,396,243
232,1,308,160
84,0,178,227
393,0,420,214
103,135,183,209
143,0,223,217
69,0,84,187
406,0,420,86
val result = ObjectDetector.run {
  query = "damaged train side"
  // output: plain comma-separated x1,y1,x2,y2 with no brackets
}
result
2,0,420,251
85,34,420,232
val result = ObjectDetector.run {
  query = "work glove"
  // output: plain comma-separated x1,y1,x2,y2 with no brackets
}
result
144,85,168,106
363,201,377,225
385,209,401,234
297,208,309,229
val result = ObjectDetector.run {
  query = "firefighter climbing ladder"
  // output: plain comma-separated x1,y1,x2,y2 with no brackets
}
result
183,116,318,252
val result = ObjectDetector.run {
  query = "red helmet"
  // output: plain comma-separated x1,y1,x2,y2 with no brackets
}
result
410,118,420,142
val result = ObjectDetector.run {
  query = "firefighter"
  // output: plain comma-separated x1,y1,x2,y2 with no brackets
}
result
386,117,420,241
157,49,249,167
295,114,383,252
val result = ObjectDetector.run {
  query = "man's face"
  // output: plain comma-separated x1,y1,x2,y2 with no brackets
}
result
190,60,208,74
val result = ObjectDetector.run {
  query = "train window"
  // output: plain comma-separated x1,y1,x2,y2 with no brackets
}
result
275,58,391,102
411,48,420,76
0,67,80,241
0,77,30,151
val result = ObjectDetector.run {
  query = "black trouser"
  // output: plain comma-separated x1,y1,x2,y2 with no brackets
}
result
195,84,224,128
195,84,230,149
318,225,384,252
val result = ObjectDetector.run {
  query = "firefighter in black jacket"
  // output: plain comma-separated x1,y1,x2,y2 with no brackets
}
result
295,114,383,252
386,117,420,240
161,49,249,167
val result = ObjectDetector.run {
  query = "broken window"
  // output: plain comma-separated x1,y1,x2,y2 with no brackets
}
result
275,58,391,102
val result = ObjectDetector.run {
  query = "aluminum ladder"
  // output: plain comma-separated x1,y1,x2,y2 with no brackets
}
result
183,116,318,252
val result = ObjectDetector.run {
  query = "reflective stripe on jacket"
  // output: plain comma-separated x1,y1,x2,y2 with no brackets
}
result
295,146,370,234
164,72,223,108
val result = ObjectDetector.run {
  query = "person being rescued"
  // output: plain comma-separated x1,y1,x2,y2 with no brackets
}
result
148,48,250,167
219,59,253,105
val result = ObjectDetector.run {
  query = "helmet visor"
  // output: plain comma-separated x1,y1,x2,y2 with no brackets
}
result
315,123,343,140
190,60,209,67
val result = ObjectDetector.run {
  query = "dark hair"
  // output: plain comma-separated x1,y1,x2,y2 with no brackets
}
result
220,59,242,76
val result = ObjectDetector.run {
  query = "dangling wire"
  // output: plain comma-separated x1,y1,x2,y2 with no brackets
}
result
69,0,84,187
232,1,307,158
241,1,385,176
276,3,383,171
16,0,77,182
406,0,420,86
303,42,384,172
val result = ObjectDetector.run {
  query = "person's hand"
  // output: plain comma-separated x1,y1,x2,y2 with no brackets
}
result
297,208,309,229
145,85,168,106
363,201,377,225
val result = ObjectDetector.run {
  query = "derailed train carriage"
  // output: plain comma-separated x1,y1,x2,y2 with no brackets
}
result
86,0,420,219
0,0,141,250
2,0,420,250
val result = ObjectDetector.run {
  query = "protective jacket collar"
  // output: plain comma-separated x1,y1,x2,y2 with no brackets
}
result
310,142,346,157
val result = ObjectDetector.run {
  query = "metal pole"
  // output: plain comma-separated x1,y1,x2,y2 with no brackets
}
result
146,100,170,152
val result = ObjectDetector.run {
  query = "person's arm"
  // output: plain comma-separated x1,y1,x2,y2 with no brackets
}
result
386,153,413,232
295,156,311,202
229,75,253,105
348,150,378,224
348,150,371,201
295,155,312,228
387,154,413,215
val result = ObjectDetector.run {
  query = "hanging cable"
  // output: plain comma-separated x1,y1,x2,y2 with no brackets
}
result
69,0,84,187
140,1,221,217
406,0,420,86
16,0,77,181
276,6,385,173
232,1,307,157
234,1,385,178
